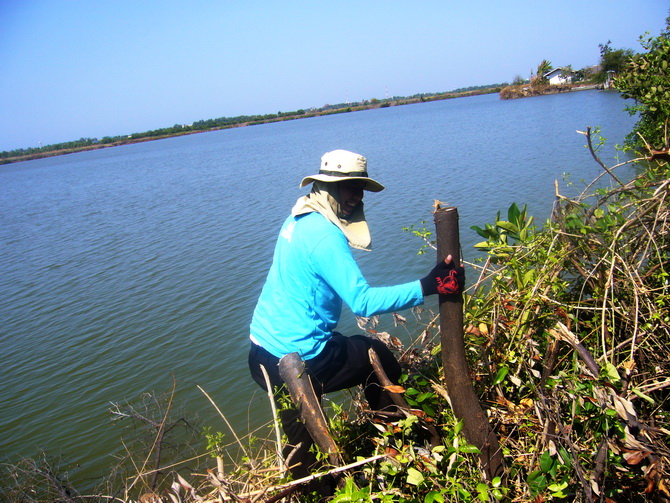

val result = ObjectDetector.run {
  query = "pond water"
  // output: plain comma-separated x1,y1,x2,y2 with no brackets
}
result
0,89,637,489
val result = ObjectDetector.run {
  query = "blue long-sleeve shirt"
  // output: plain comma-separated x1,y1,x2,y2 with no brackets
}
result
250,212,424,359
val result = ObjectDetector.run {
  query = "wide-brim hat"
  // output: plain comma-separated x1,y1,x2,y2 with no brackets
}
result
299,149,385,192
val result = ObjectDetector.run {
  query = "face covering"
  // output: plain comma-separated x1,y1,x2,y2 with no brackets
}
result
291,181,372,251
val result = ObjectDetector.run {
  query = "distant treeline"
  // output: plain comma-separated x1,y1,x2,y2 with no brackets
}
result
0,83,506,164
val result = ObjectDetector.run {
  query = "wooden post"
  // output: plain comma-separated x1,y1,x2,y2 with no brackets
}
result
278,352,343,467
434,206,504,480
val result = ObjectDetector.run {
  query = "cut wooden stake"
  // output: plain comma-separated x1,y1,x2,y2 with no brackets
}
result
278,352,343,467
434,206,504,480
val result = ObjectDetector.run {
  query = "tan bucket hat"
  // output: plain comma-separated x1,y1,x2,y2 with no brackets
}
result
299,149,385,192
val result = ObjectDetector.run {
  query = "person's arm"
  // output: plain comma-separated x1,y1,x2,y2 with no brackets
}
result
313,231,465,318
311,232,420,317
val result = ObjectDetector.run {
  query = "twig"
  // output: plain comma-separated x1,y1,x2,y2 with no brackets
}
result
259,365,285,474
368,347,412,413
127,376,177,493
240,454,387,501
557,421,592,501
550,322,600,378
591,437,609,496
469,255,492,299
198,385,251,461
578,127,624,187
637,379,670,394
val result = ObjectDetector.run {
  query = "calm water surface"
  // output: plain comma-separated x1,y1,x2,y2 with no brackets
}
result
0,90,636,488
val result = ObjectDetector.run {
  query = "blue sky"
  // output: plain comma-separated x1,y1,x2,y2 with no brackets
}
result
1,1,668,152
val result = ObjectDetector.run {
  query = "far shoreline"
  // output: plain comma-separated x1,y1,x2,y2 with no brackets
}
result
0,83,604,166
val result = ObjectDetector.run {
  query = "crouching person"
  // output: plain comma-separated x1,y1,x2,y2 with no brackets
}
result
247,149,462,494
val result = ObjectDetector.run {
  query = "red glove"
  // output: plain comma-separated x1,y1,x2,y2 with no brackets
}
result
420,256,465,296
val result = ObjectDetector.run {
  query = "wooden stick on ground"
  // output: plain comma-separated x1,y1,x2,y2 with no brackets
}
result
368,346,441,447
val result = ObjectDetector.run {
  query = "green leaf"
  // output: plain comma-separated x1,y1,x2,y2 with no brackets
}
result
548,481,568,492
416,391,435,403
476,482,490,502
492,366,509,386
548,481,569,498
470,225,488,238
406,467,424,486
558,446,571,465
631,387,656,404
522,269,536,287
496,220,519,234
507,202,521,223
527,470,548,495
460,444,481,454
422,403,437,417
603,361,621,383
425,491,444,503
540,450,555,473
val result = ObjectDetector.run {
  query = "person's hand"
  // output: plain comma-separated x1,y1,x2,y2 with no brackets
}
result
420,255,465,296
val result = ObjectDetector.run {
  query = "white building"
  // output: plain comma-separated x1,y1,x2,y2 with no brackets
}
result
543,68,573,85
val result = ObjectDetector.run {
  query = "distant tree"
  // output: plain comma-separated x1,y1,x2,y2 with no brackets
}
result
597,40,635,82
580,65,601,82
614,15,670,149
536,60,553,78
531,60,553,85
512,75,526,85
